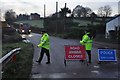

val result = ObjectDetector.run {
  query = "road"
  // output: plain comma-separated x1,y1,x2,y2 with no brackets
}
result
22,33,119,78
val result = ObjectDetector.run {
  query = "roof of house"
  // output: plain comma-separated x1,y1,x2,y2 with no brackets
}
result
107,14,120,23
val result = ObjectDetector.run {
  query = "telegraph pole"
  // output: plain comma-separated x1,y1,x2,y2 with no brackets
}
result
118,1,120,14
56,2,58,15
0,9,1,21
64,3,67,32
56,2,58,34
43,4,46,28
44,4,46,18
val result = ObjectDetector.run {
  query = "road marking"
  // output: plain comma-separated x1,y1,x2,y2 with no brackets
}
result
91,70,100,75
32,73,67,78
73,73,77,75
93,65,99,68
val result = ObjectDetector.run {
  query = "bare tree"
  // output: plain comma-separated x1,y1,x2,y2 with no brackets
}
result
84,7,93,17
4,9,17,24
72,5,83,17
97,5,112,17
72,5,93,17
97,7,104,17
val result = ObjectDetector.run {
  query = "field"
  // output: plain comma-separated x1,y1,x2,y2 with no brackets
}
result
14,19,44,28
14,18,101,29
73,19,101,26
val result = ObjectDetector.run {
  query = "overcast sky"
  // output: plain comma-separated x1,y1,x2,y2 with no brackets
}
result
0,0,120,20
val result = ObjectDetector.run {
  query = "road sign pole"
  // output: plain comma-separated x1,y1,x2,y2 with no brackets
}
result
64,58,66,67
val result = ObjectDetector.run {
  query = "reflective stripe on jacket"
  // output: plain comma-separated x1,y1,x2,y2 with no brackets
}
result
38,33,50,50
80,33,93,50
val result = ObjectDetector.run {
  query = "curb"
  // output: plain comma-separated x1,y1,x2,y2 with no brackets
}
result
93,41,118,49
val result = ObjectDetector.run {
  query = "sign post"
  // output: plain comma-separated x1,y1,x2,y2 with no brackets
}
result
98,49,117,63
64,45,86,67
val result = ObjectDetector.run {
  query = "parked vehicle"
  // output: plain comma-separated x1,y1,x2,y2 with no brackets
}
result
18,23,31,34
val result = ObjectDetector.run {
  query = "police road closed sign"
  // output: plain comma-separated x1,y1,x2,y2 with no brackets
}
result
65,45,86,60
98,49,117,61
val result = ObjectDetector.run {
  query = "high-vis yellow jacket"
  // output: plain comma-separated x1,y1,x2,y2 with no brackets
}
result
80,33,93,50
38,33,50,50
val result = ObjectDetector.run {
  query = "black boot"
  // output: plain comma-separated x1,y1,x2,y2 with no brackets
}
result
36,60,41,64
46,61,50,64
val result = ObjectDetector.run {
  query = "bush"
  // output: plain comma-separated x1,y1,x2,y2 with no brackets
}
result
2,27,16,35
2,42,34,78
109,30,117,39
30,26,42,34
2,27,22,43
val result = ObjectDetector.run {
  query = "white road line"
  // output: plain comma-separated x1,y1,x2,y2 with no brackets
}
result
93,65,100,68
91,70,100,75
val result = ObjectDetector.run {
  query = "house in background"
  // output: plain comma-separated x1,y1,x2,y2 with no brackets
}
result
106,14,120,39
30,13,40,20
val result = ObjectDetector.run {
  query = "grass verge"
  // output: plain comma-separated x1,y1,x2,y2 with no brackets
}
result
2,42,34,79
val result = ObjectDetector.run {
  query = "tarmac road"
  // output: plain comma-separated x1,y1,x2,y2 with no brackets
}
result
21,33,119,79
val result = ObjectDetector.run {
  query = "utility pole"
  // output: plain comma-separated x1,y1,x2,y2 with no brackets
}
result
0,9,1,21
43,4,46,28
44,4,46,18
118,1,120,14
64,3,67,32
56,2,58,34
56,2,58,15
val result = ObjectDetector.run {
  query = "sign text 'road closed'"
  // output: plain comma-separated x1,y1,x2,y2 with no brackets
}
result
65,45,86,60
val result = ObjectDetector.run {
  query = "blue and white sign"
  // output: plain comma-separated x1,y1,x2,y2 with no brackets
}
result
98,49,117,61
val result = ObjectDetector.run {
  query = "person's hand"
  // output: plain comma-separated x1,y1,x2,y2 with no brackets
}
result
37,44,42,48
37,45,39,48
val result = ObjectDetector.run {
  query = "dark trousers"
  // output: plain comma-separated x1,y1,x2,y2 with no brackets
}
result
86,50,91,63
38,48,50,62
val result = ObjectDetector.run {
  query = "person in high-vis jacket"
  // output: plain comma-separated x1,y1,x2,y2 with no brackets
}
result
80,31,93,64
36,30,50,64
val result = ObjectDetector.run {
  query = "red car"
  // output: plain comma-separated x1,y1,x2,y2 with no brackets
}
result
18,23,31,34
